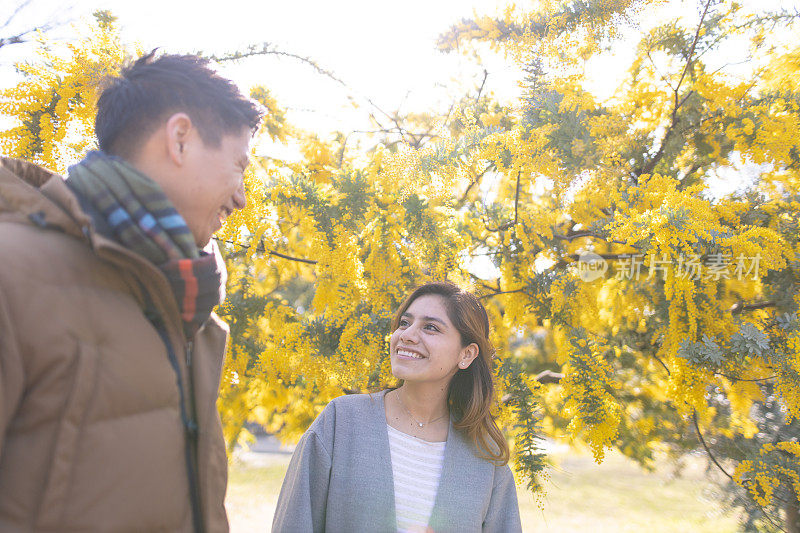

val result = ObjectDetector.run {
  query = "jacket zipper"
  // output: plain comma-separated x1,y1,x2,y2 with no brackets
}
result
186,340,194,369
183,338,203,532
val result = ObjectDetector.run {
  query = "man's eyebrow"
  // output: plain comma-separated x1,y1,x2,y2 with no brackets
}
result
401,312,447,327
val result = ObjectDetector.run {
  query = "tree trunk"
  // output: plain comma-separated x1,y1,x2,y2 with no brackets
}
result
787,486,800,533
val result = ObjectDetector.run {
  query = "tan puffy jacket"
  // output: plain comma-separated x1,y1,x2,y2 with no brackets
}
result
0,158,229,532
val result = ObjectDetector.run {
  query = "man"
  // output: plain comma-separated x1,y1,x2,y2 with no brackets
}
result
0,52,263,532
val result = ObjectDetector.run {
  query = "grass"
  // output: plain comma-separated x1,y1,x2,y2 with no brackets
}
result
226,453,291,532
225,445,740,532
519,449,739,532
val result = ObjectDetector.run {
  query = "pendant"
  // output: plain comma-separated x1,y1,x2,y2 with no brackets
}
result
418,422,423,427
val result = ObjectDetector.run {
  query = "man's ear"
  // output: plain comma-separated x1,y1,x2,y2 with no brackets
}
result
459,343,479,369
164,112,193,166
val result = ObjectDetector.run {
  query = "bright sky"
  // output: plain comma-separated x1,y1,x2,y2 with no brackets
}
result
1,0,796,168
1,0,516,136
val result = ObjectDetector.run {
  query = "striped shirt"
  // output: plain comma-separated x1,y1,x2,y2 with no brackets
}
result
387,424,447,533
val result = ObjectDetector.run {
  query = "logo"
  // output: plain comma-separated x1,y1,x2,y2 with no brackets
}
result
577,252,608,282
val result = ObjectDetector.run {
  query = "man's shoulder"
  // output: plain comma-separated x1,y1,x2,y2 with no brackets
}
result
0,213,87,246
0,219,89,272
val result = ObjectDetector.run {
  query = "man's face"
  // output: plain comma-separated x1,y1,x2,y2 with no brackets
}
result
168,126,251,248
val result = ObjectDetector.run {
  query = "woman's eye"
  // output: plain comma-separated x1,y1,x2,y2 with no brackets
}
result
399,319,409,327
424,323,439,332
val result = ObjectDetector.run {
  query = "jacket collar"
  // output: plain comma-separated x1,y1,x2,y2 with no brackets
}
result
0,156,203,341
0,157,92,240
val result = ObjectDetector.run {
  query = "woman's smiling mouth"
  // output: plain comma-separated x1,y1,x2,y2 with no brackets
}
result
396,348,426,359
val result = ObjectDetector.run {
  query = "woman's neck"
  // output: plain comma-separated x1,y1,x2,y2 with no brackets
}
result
397,381,449,423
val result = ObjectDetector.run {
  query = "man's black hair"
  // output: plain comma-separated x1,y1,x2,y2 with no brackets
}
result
95,51,263,158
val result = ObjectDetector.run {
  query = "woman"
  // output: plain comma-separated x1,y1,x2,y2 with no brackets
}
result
272,281,522,532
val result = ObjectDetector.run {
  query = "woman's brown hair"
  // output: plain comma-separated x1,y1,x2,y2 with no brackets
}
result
391,281,510,465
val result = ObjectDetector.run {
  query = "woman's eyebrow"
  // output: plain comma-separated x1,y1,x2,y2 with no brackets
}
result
402,312,447,326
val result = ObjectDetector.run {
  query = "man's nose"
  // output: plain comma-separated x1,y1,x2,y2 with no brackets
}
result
233,180,246,210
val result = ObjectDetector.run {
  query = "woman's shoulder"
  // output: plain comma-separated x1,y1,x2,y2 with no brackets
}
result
328,390,384,407
449,423,510,472
309,390,387,431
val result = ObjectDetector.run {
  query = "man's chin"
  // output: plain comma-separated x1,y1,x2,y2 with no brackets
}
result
195,234,212,249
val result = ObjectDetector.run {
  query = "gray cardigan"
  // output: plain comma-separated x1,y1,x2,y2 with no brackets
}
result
272,390,522,532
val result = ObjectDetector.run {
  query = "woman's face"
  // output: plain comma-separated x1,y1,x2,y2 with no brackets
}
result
389,294,477,384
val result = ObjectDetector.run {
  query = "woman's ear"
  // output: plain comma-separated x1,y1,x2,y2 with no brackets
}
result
458,343,479,370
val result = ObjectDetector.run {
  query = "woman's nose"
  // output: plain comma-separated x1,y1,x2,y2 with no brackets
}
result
399,324,419,343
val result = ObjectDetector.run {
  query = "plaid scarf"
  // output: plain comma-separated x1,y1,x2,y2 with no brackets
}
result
68,151,225,339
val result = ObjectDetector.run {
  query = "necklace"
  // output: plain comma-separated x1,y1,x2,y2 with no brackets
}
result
396,389,448,428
